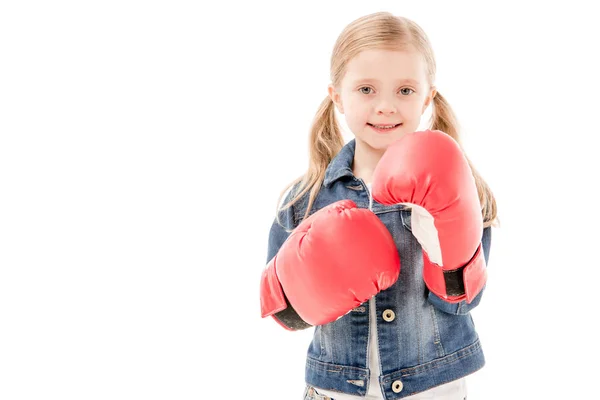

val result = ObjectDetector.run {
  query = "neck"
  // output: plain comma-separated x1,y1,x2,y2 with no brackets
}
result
352,138,386,185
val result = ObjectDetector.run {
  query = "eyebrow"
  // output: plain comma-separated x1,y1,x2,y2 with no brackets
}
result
351,78,421,86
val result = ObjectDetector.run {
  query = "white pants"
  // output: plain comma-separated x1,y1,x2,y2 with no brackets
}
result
404,378,467,399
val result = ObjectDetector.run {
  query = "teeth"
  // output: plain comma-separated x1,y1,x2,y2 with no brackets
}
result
373,124,397,129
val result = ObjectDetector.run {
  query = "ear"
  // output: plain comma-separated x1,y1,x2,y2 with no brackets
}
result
422,86,437,114
328,84,344,114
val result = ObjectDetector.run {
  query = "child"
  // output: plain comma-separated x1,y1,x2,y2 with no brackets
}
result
260,11,497,400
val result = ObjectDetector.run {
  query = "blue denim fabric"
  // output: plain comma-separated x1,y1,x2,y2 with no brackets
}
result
267,139,492,399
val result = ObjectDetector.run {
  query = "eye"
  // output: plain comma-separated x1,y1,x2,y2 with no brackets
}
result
359,86,373,95
400,88,415,95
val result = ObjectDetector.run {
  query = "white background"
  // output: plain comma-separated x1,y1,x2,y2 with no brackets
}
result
1,1,599,399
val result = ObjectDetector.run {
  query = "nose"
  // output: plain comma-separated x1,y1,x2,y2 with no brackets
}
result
376,97,397,115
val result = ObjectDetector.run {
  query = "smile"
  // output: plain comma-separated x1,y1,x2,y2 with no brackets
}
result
368,123,402,133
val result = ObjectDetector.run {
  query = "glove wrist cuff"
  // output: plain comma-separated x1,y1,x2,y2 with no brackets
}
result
260,257,287,318
423,243,487,304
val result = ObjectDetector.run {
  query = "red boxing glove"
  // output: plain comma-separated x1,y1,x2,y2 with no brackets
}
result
260,200,400,328
371,130,485,303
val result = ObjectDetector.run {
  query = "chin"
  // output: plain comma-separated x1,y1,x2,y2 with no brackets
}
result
356,136,394,153
372,131,406,146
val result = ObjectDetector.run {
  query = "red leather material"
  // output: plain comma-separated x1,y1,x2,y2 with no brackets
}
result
260,199,400,326
372,130,486,302
462,244,487,303
260,257,287,318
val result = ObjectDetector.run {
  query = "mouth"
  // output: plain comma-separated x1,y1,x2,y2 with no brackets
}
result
367,122,403,133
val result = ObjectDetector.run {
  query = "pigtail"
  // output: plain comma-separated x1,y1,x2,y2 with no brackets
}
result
276,95,344,230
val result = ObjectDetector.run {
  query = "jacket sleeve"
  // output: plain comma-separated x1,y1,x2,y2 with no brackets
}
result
263,190,313,331
427,226,492,315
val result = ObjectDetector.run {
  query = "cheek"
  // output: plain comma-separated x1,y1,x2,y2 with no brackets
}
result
346,112,369,128
401,100,426,120
344,99,369,123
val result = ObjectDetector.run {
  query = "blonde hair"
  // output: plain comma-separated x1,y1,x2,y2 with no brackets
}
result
276,11,498,229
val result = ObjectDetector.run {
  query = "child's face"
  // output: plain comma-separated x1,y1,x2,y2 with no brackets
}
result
328,48,436,152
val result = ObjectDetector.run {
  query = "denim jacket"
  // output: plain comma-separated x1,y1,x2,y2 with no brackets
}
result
266,139,492,399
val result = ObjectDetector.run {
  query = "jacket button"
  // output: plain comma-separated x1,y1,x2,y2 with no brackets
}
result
382,309,395,322
392,380,404,393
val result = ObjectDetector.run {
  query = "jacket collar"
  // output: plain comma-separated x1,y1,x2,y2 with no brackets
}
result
323,139,357,187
